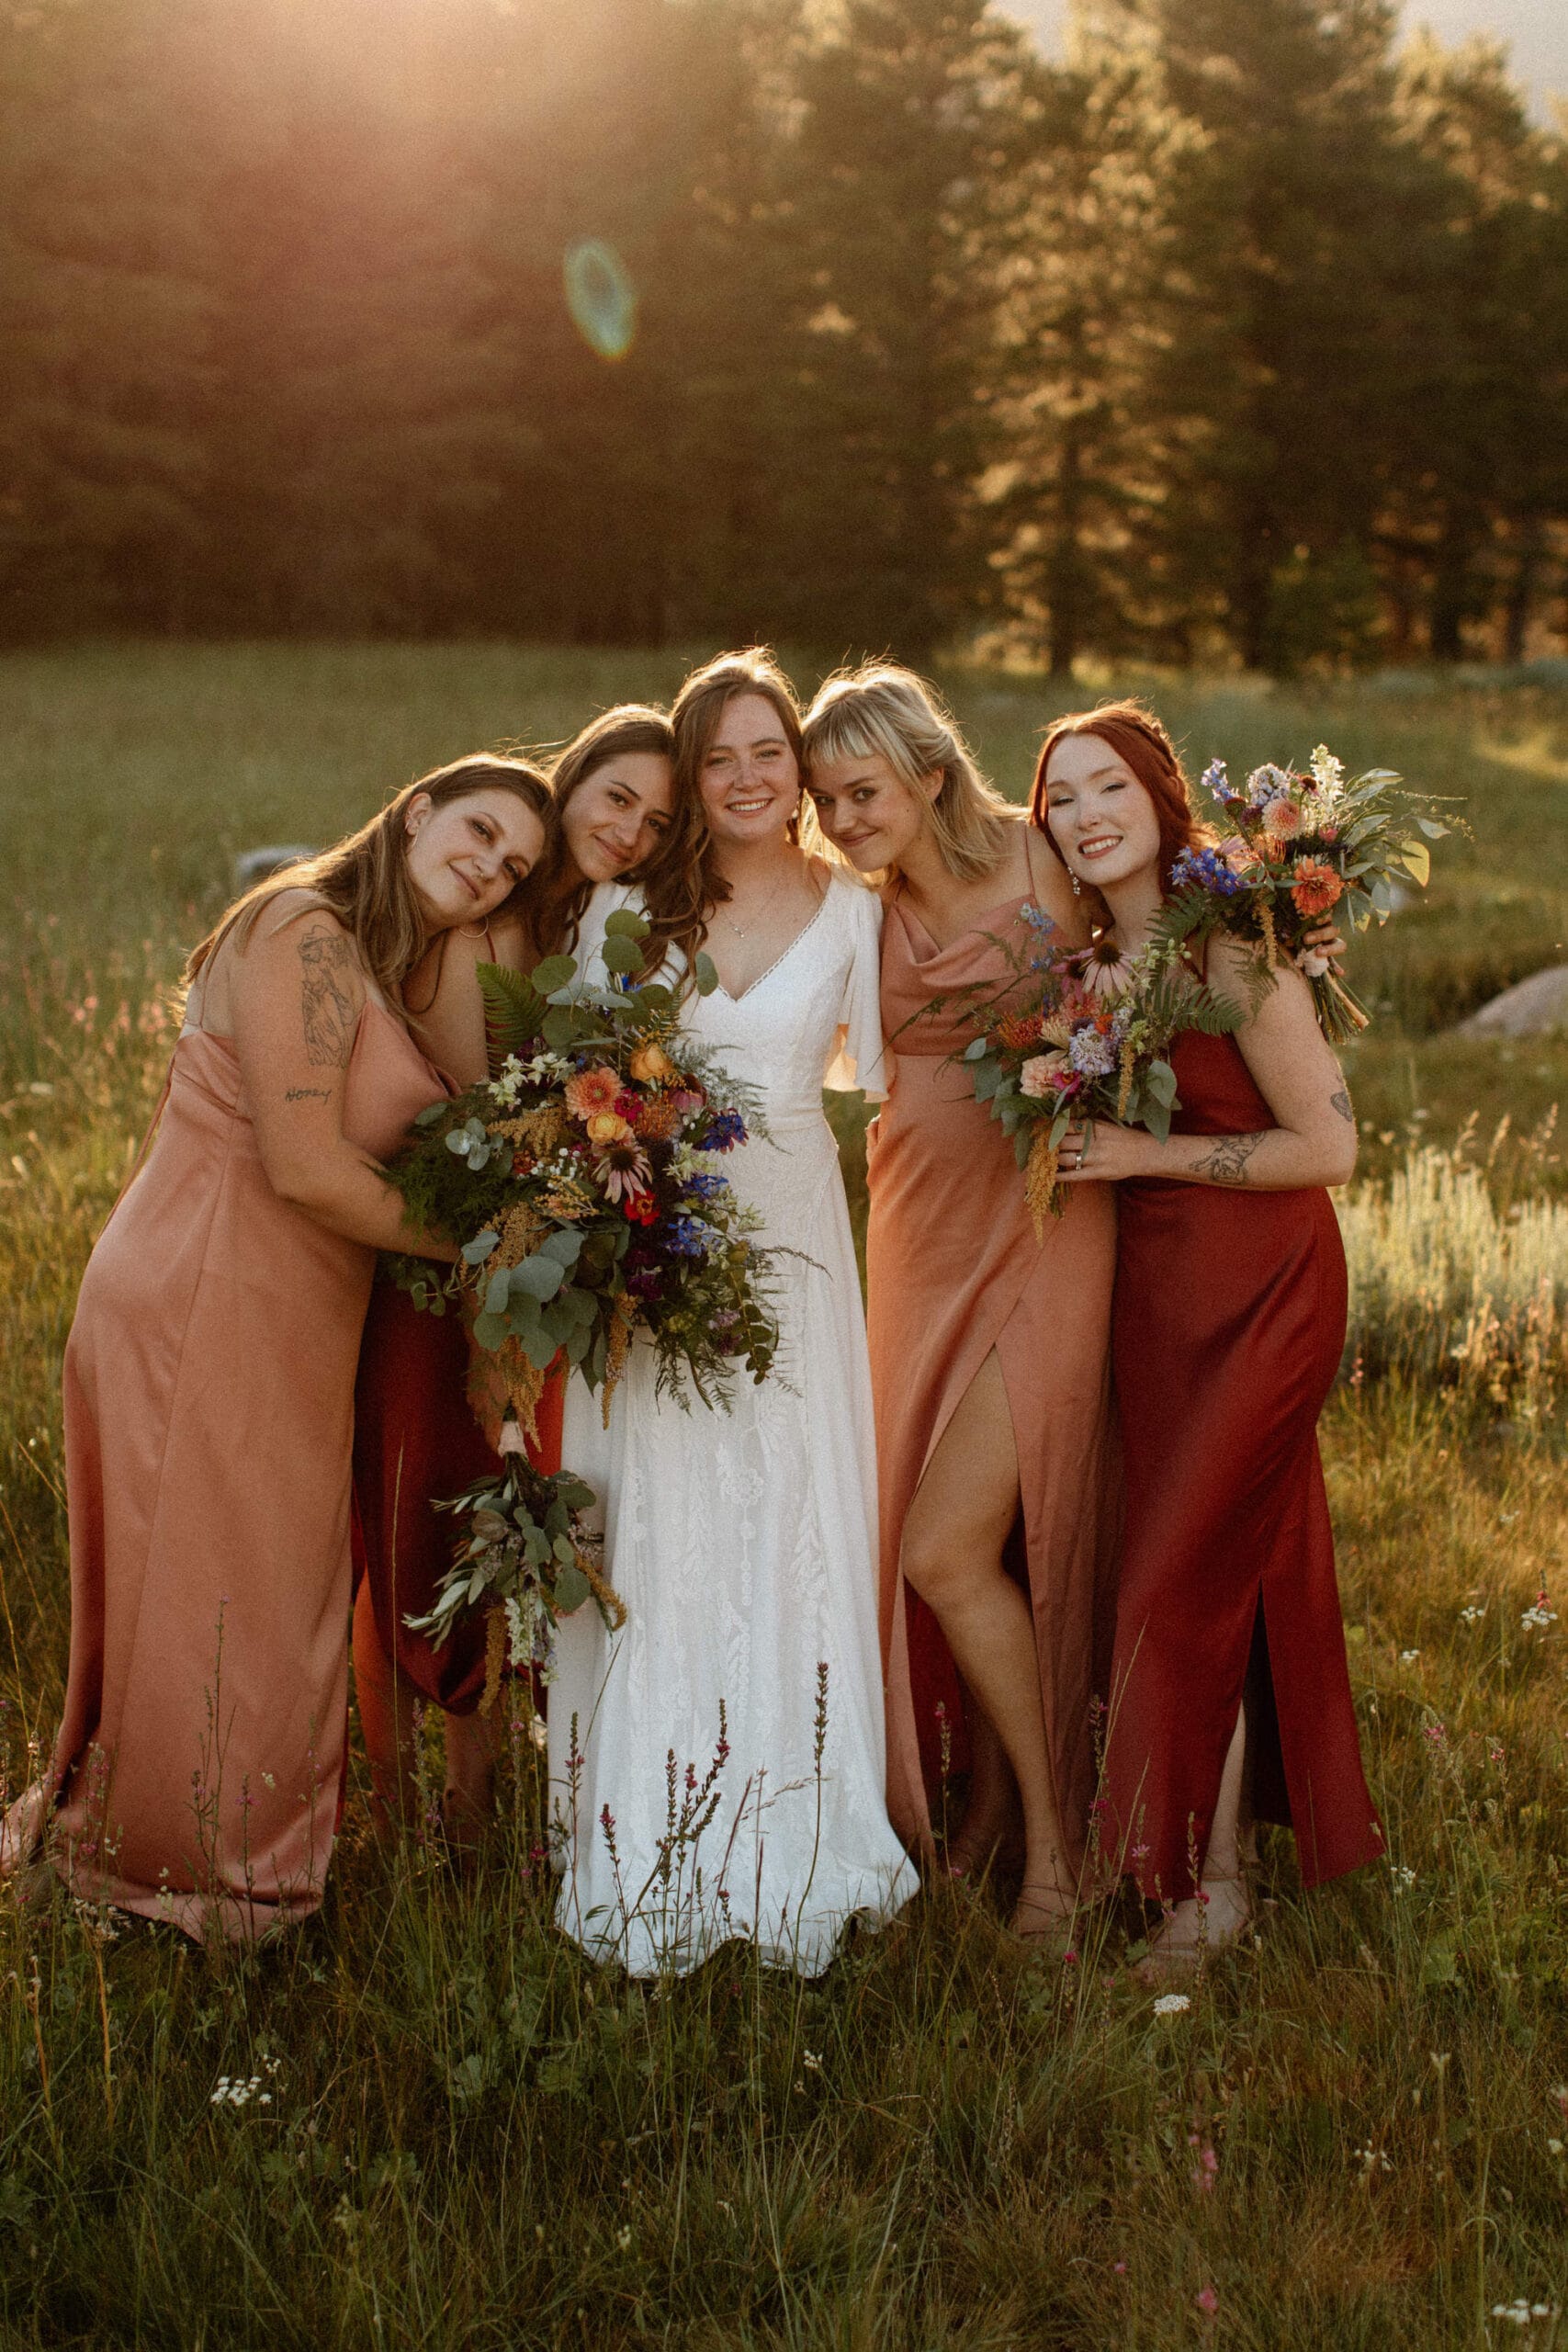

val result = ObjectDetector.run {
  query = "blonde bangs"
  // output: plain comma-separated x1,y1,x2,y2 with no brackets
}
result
801,666,1015,884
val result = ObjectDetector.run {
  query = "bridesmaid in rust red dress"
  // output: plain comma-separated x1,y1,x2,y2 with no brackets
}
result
1039,701,1382,1966
351,709,676,1832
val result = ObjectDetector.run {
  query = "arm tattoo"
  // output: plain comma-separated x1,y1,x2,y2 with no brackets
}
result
298,924,358,1067
1193,1130,1266,1185
284,1086,333,1104
1330,1087,1354,1125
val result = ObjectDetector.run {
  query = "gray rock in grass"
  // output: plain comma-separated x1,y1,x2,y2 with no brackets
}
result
1454,966,1568,1039
233,844,316,893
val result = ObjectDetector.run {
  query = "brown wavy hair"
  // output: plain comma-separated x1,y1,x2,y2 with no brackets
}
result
522,705,676,960
1030,699,1211,922
647,649,806,973
186,753,553,1005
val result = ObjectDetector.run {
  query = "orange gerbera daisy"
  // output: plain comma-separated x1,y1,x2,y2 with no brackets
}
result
1290,858,1344,918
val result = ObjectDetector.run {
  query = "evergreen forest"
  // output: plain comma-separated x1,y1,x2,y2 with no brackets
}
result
5,0,1565,671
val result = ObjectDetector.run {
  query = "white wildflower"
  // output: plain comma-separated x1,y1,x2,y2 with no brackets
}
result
1353,2144,1393,2175
1521,1596,1557,1632
1460,1605,1485,1624
1401,1649,1420,1664
1152,1993,1190,2017
1392,1864,1416,1892
1309,744,1345,800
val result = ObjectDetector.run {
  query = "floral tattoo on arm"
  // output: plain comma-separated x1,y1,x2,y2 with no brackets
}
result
298,924,358,1068
1193,1131,1266,1185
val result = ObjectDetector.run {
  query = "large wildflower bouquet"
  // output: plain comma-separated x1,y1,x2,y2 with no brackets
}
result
383,909,777,1439
1156,745,1450,1046
962,907,1241,1231
404,1452,622,1725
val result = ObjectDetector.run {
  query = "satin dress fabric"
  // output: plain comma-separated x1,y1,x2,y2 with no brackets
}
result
18,1001,446,1939
1105,1025,1383,1903
867,868,1119,1872
351,1283,566,1714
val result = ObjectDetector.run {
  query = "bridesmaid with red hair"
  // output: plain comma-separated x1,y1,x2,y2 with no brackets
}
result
1037,701,1382,1965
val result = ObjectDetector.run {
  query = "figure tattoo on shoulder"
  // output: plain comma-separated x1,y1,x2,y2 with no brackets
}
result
1193,1130,1265,1185
1330,1087,1354,1125
298,923,358,1067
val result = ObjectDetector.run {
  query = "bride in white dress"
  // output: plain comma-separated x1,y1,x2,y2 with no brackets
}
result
548,651,919,1976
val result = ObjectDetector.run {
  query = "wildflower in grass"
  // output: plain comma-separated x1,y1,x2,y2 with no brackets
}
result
1401,1648,1420,1664
1196,2286,1219,2316
1492,2302,1557,2327
1460,1604,1485,1623
615,2227,633,2253
1392,1864,1416,1892
1424,1721,1448,1746
1353,2143,1393,2175
1152,1992,1190,2017
1520,1590,1556,1632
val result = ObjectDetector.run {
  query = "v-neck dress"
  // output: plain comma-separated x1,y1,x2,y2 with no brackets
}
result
8,992,446,1939
867,858,1120,1871
548,869,919,1976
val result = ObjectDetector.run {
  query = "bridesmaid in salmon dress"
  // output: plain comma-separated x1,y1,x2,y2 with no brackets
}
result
805,667,1119,1938
1041,702,1382,1964
2,758,548,1939
349,709,676,1833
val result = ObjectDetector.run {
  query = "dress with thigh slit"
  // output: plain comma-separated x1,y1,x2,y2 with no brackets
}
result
8,994,446,1939
867,866,1119,1870
1104,1024,1383,1902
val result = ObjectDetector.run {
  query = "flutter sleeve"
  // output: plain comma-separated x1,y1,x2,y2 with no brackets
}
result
823,876,890,1101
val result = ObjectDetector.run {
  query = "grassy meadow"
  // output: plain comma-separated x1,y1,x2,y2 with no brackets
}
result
0,641,1566,2348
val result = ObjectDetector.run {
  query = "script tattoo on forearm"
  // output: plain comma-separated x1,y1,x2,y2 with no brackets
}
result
1193,1131,1266,1185
298,924,357,1067
1330,1087,1354,1125
284,1086,332,1104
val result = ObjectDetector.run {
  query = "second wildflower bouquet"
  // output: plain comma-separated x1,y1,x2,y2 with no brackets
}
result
404,1451,621,1724
384,909,778,1434
1157,745,1450,1046
962,908,1241,1231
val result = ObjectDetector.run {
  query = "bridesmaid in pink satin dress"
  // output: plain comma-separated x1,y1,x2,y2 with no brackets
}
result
806,667,1118,1941
2,757,547,1939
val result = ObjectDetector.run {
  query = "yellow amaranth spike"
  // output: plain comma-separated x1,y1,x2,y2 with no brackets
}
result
1024,1126,1061,1240
601,1294,637,1428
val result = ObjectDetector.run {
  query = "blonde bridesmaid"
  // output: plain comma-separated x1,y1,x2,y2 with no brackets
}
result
2,756,548,1939
804,668,1117,1939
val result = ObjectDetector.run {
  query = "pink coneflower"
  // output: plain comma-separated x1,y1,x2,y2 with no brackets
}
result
595,1139,651,1202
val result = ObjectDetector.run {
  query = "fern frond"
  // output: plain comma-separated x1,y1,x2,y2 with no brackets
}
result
478,961,548,1069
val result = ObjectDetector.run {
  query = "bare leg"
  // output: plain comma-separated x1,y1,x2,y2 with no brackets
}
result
945,1701,1019,1877
901,1353,1073,1935
1145,1702,1251,1962
352,1577,420,1836
442,1707,499,1836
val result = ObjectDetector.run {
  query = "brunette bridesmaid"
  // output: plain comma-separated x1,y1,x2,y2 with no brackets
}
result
1040,702,1382,1963
804,667,1118,1939
350,708,676,1832
1,759,548,1937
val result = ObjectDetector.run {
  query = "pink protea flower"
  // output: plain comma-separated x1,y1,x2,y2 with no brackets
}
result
566,1064,621,1121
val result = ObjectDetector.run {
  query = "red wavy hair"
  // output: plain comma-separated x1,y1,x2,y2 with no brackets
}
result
1029,700,1211,902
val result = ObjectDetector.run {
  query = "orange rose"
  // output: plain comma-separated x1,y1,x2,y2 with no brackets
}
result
628,1042,678,1084
586,1110,633,1146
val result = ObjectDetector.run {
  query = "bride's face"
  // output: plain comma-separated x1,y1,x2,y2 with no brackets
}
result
807,750,932,871
698,694,801,849
1040,732,1161,893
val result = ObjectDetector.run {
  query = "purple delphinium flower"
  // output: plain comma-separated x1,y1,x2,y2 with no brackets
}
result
699,1108,746,1153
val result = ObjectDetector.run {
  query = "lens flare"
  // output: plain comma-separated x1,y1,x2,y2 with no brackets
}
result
563,240,637,362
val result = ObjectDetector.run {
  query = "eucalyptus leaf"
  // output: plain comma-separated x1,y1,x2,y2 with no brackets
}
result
603,908,649,940
509,1253,565,1303
552,1563,591,1615
693,951,719,997
601,933,643,975
484,1269,513,1317
462,1230,500,1266
530,955,577,992
472,1311,508,1351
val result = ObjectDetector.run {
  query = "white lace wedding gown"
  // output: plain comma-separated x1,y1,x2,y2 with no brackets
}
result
548,867,919,1975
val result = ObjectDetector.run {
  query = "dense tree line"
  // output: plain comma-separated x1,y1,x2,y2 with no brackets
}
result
2,0,1563,668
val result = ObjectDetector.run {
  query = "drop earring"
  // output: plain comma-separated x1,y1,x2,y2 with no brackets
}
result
1071,871,1082,898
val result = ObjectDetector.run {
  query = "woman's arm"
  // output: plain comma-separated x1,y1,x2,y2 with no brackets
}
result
1058,939,1358,1193
230,905,458,1256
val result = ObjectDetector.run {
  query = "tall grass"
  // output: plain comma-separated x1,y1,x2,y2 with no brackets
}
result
2,647,1566,2346
1340,1117,1568,1420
